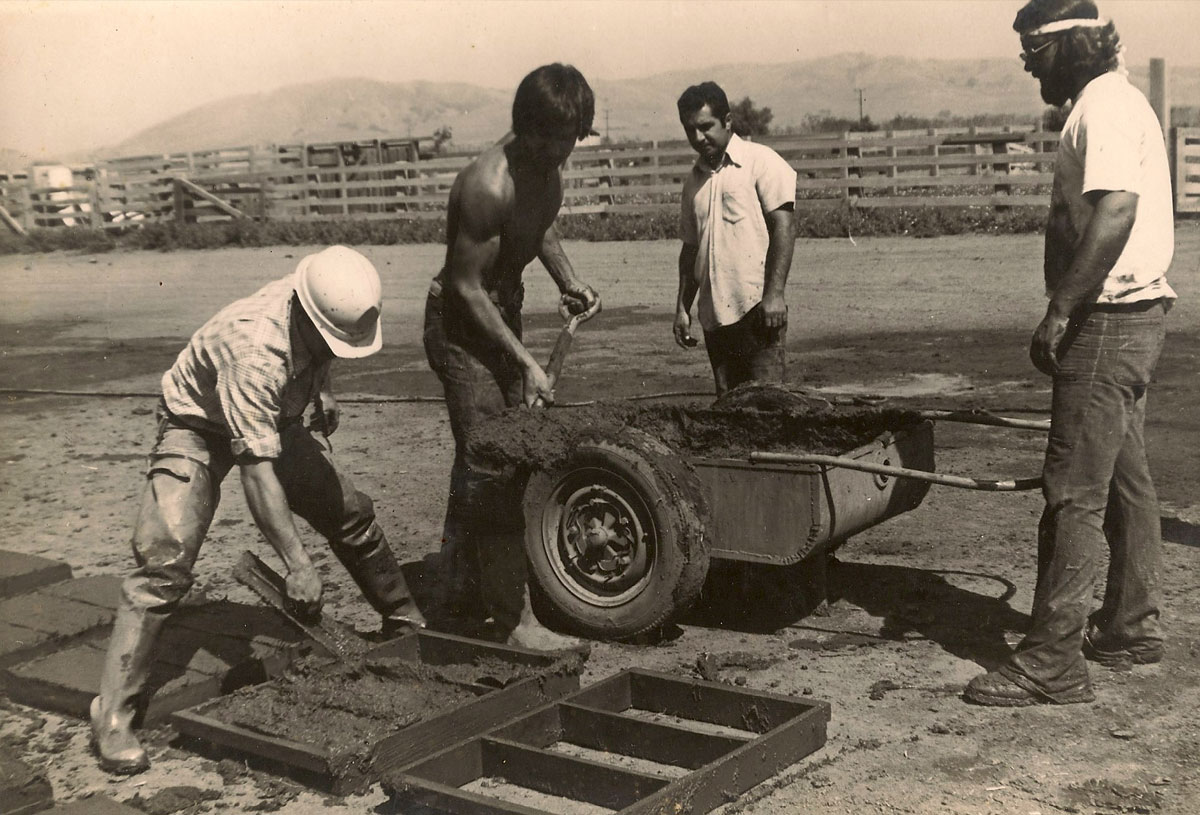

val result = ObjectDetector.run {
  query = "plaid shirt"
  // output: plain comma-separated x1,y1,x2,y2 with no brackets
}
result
161,275,328,459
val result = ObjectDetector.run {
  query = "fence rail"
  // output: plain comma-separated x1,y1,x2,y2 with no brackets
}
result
1,125,1195,231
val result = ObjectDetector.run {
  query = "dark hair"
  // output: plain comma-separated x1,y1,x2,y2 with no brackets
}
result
677,82,730,121
1014,0,1120,79
1013,0,1099,34
512,63,595,140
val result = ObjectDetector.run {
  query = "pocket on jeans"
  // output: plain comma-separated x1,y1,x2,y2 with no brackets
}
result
1058,314,1164,385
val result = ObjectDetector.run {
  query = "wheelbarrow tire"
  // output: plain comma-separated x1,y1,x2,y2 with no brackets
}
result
523,427,710,641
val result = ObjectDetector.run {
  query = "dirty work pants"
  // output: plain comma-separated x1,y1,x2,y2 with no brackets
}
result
703,304,787,396
423,286,528,627
1002,302,1166,698
122,405,415,617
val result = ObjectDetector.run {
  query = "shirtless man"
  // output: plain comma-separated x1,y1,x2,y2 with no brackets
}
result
423,63,601,650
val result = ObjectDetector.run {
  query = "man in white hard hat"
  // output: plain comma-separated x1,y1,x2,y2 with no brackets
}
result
90,245,425,774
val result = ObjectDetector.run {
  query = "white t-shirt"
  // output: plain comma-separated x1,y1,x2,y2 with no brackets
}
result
680,134,797,330
1051,71,1176,304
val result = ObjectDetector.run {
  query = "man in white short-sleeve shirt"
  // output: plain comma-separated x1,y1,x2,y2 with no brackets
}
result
674,81,797,395
966,0,1176,709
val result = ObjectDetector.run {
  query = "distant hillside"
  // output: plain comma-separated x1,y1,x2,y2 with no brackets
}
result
20,53,1200,162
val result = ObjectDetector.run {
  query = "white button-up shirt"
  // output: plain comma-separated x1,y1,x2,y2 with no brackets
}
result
680,134,797,330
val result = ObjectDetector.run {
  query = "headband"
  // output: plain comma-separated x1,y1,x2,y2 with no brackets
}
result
1024,17,1110,36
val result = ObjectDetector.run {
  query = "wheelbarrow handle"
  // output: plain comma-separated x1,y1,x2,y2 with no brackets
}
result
748,451,1043,492
917,409,1050,432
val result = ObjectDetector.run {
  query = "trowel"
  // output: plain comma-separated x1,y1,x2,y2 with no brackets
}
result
234,550,361,662
532,297,601,408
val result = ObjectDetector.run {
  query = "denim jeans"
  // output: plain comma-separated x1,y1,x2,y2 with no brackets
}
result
703,303,787,396
1002,301,1166,698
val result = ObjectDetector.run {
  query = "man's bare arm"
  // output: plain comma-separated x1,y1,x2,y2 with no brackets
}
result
539,223,600,313
445,170,553,405
674,243,700,348
1030,190,1137,375
760,205,795,329
240,458,322,615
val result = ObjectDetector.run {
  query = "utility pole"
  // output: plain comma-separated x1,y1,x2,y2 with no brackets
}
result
856,88,866,126
605,108,610,142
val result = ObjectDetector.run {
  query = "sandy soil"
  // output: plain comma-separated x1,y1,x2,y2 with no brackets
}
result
1,230,1198,814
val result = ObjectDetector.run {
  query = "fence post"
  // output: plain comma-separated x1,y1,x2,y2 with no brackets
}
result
928,128,940,178
886,130,898,196
993,125,1014,208
173,178,187,223
1149,58,1169,147
843,131,861,201
19,178,35,230
88,177,104,228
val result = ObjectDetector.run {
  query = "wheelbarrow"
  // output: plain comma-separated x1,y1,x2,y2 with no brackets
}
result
520,401,1048,641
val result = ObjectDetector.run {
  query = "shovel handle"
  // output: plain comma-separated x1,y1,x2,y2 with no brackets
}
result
533,298,600,408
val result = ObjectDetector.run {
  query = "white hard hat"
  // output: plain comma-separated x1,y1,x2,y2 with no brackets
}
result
293,246,383,358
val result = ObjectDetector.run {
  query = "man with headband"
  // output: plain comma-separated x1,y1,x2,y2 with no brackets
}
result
966,0,1176,706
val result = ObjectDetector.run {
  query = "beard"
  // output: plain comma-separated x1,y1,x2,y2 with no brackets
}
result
1038,72,1074,107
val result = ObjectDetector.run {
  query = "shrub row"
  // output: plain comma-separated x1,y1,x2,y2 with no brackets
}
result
0,206,1045,255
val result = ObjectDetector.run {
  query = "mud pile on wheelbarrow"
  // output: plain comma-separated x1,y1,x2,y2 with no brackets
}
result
466,384,923,470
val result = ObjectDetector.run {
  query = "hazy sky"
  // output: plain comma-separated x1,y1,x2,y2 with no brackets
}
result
2,0,1197,158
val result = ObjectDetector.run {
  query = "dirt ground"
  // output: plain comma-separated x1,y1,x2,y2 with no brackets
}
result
1,230,1198,815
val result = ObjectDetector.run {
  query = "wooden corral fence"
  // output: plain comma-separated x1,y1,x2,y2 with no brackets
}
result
1,125,1196,231
1175,127,1200,214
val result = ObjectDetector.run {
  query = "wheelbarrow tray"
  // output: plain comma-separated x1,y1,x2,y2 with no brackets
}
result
171,629,584,795
692,419,934,565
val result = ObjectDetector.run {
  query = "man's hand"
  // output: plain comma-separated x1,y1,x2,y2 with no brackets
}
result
284,561,323,621
674,309,699,348
522,361,555,407
309,392,340,436
1030,311,1070,376
562,283,600,316
759,292,788,329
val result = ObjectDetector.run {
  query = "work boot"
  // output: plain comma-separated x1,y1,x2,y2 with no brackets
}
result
90,604,168,774
476,534,588,653
332,526,427,630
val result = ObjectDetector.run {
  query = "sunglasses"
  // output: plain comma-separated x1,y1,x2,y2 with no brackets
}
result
1020,38,1057,62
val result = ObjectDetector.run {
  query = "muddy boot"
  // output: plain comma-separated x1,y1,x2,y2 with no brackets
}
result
332,525,427,631
476,534,587,653
90,604,167,775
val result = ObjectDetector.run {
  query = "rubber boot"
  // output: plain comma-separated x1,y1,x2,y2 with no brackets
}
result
90,604,167,774
332,525,427,631
475,534,587,653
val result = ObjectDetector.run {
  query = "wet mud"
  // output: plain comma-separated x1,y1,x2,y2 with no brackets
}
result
467,385,923,470
201,653,527,768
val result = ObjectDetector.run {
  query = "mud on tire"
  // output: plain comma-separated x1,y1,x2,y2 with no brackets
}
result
522,427,710,641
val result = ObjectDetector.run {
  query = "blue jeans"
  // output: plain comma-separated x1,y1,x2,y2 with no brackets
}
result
703,303,787,396
423,286,531,624
1002,301,1166,698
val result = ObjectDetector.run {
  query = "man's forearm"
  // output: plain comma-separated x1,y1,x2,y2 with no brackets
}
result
456,285,539,369
677,245,699,312
763,209,795,298
240,460,311,573
539,224,585,293
1047,192,1137,317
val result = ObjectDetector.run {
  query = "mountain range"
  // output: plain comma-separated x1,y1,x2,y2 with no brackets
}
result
8,53,1200,168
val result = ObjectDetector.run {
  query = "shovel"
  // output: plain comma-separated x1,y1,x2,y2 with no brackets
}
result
234,550,361,662
532,297,601,409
